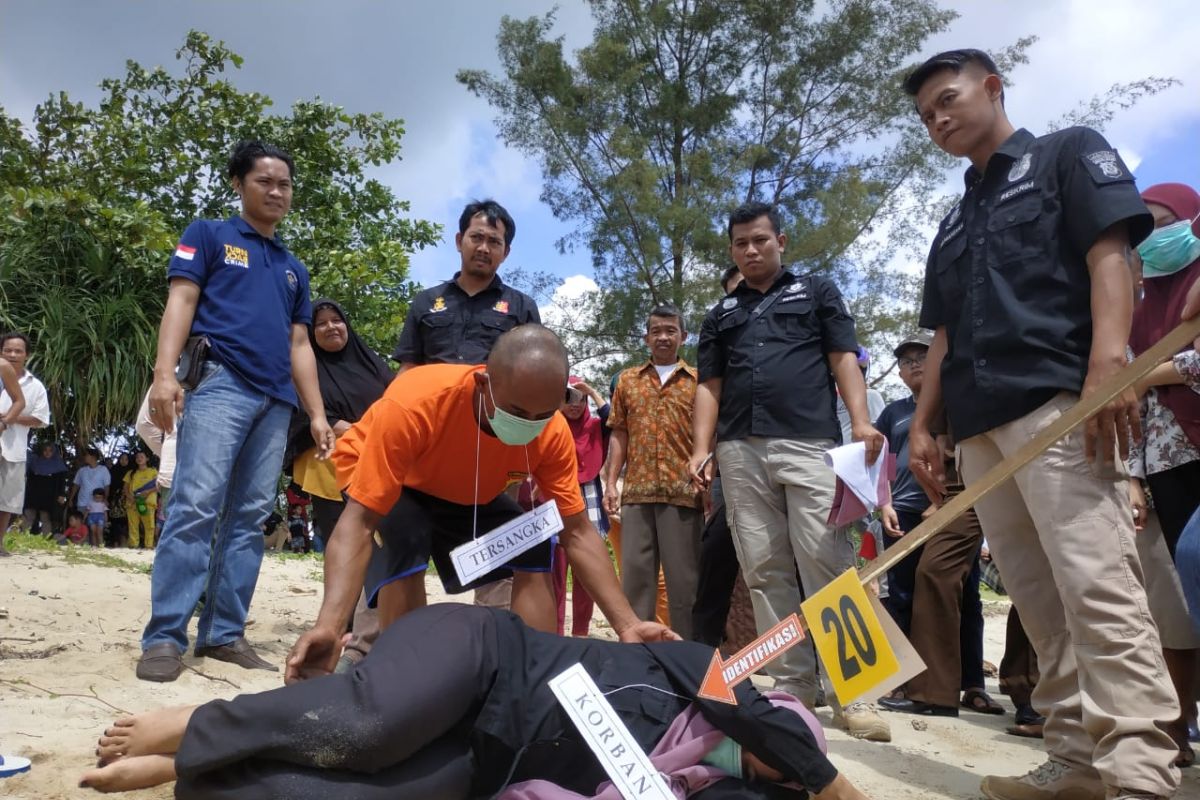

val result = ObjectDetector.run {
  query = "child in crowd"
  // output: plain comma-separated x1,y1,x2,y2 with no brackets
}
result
58,510,89,545
87,488,108,547
287,505,309,553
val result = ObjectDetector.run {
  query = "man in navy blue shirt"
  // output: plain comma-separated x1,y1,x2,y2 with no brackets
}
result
138,141,333,682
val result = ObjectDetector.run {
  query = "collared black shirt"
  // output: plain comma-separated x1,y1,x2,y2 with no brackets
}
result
698,269,859,442
919,127,1152,441
392,273,540,365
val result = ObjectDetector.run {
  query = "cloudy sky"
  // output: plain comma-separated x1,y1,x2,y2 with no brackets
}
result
2,0,1197,298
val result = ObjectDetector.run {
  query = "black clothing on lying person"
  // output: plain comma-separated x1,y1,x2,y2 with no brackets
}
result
173,604,836,800
918,127,1153,441
697,269,858,443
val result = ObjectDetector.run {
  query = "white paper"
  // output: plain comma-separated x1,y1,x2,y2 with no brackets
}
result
823,440,888,511
450,500,563,586
549,663,673,800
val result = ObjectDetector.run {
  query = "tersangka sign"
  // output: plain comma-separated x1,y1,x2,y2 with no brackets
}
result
450,500,563,586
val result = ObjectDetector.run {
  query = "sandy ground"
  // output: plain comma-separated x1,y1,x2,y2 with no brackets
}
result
2,544,1198,799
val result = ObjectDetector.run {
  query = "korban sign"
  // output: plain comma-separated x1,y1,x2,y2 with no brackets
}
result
549,663,673,800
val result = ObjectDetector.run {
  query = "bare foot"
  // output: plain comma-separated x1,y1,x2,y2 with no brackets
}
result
80,754,177,793
95,705,198,764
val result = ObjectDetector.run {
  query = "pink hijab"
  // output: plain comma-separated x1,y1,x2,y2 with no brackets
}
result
1131,183,1200,448
498,691,825,800
567,376,605,483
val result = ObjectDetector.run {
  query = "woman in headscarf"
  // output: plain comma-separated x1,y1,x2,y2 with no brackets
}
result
286,299,394,670
553,378,610,637
1127,182,1200,766
287,299,393,543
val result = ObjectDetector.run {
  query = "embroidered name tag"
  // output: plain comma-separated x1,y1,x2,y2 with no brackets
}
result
998,180,1035,204
779,284,810,303
549,663,674,800
939,223,964,247
450,500,562,586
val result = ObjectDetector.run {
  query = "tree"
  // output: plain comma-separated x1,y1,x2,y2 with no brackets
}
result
0,31,437,446
461,1,1174,390
460,0,959,368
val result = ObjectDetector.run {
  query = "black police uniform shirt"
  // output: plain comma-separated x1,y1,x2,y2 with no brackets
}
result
697,269,859,442
919,127,1152,441
392,273,540,365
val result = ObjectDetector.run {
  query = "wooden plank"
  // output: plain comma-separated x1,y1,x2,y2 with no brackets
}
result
858,316,1200,585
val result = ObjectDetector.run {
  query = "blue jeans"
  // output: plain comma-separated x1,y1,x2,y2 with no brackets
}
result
142,362,291,652
1177,506,1200,637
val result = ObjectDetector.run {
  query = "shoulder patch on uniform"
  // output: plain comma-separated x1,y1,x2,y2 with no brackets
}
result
493,300,509,313
944,202,962,228
1081,150,1130,183
722,297,737,309
431,296,447,313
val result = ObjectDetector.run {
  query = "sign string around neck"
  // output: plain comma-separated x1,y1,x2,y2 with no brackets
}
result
472,387,534,542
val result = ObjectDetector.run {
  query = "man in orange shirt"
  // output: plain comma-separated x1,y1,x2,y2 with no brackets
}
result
287,325,678,681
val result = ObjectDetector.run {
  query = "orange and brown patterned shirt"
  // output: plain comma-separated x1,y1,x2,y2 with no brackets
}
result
608,360,700,509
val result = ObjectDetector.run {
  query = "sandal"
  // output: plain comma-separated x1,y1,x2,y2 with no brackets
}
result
960,688,1005,715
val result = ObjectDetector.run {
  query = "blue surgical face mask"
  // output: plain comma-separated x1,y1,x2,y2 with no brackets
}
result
486,379,551,446
700,736,743,779
1138,216,1200,278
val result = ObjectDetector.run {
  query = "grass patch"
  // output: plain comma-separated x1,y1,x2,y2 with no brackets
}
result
979,584,1008,604
6,530,152,574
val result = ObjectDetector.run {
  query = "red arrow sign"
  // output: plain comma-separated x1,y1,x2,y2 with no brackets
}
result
697,613,805,704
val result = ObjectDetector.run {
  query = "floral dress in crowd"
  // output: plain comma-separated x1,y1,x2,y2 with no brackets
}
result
1129,350,1200,480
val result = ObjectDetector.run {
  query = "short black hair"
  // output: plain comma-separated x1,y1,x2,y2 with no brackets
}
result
647,304,684,331
0,331,29,352
720,266,741,293
92,487,106,497
460,199,516,248
85,447,101,459
227,140,296,181
727,202,782,241
902,49,1005,105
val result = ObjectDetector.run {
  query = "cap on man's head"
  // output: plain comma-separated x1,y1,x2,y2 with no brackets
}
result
893,330,933,358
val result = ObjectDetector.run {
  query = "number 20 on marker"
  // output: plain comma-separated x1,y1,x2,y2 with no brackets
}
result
800,568,900,705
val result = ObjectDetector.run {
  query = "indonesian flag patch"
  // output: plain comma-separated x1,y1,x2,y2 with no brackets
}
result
174,243,196,261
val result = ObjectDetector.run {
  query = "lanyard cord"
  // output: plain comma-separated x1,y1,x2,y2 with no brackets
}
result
473,391,483,540
473,391,538,543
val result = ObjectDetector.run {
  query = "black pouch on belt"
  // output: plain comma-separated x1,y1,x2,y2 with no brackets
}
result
175,335,210,390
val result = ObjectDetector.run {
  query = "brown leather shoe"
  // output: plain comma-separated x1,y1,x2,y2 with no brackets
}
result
194,636,278,671
136,643,184,682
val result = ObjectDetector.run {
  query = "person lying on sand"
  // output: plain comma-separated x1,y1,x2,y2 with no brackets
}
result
83,603,871,799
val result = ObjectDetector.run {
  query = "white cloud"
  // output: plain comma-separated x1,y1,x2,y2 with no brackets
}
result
540,273,600,324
